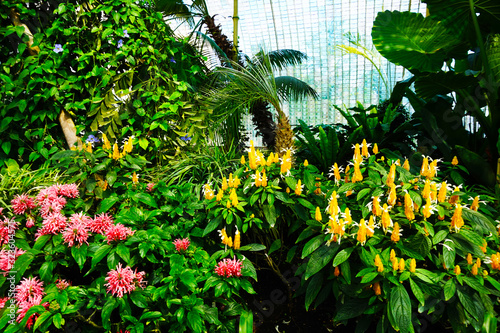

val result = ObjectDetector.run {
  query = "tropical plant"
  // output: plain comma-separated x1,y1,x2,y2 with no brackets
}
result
371,1,500,187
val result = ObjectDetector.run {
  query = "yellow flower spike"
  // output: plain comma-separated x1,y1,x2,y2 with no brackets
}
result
467,253,473,265
395,159,401,166
399,258,405,272
352,161,363,183
226,200,231,208
428,160,438,178
328,192,339,216
404,193,415,221
112,143,121,160
228,174,234,188
233,176,241,188
409,259,416,273
454,265,461,275
132,172,139,184
216,190,223,202
124,137,133,154
221,177,228,191
304,159,309,167
451,204,464,232
438,182,448,203
421,179,431,198
334,266,340,277
403,159,410,171
267,153,274,166
471,196,480,211
234,229,241,250
295,179,303,196
286,187,290,194
373,281,381,295
420,157,429,177
381,204,392,232
386,163,396,187
390,249,396,262
257,150,266,167
430,182,437,201
240,155,246,165
85,143,93,153
476,257,481,267
471,263,478,276
315,207,322,222
391,223,401,242
357,219,367,245
255,170,262,187
353,143,361,162
274,152,280,164
374,254,383,268
346,189,353,197
261,170,268,187
227,236,233,248
367,216,375,237
230,188,238,207
361,139,369,157
479,239,487,253
373,143,379,155
452,156,459,166
219,228,229,245
102,133,112,150
372,196,382,216
332,163,341,184
388,183,397,206
344,207,352,224
248,145,258,170
392,258,399,271
380,156,385,162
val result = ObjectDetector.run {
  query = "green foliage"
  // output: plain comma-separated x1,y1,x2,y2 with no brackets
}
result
0,0,211,166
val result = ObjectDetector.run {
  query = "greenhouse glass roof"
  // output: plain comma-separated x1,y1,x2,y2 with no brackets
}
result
204,0,427,132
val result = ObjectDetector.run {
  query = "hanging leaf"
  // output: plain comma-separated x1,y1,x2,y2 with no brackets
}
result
414,72,478,99
389,284,412,333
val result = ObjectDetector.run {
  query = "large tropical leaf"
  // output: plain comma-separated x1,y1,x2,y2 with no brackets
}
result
254,49,308,72
414,71,478,99
372,11,462,72
275,76,318,101
487,34,500,82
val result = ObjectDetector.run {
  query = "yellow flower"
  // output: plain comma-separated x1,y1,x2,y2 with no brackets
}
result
254,170,262,187
219,228,233,247
111,143,122,160
216,190,223,202
228,174,234,188
261,170,268,187
304,159,309,167
334,266,340,277
386,163,396,187
357,219,367,245
286,187,290,194
315,207,322,222
476,257,481,267
124,137,133,154
403,159,410,171
479,239,487,253
428,160,438,178
409,259,416,273
451,204,464,232
391,223,401,242
248,141,258,170
454,265,461,275
388,183,397,206
332,163,341,184
102,133,112,150
438,182,448,203
470,196,480,211
404,193,415,221
295,179,303,196
352,161,363,183
372,196,382,216
361,139,370,157
230,188,238,207
204,184,215,200
233,175,241,188
267,153,274,166
372,143,379,155
353,143,361,163
367,215,375,237
421,179,431,199
328,192,339,216
467,253,473,265
422,196,433,219
344,207,352,224
392,258,399,271
430,182,437,202
85,143,93,153
221,177,228,191
390,249,396,262
451,156,458,166
280,150,292,174
373,281,381,295
132,172,139,184
420,157,429,177
381,204,392,232
240,155,246,164
399,258,405,272
471,263,478,276
226,200,231,208
375,254,383,272
234,229,241,250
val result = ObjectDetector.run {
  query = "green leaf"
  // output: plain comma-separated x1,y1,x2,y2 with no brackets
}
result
414,72,478,99
442,239,456,269
262,204,276,227
1,142,11,155
334,297,369,321
456,286,483,322
116,243,130,263
302,235,325,259
130,292,148,308
106,170,117,186
239,310,253,333
187,311,203,332
135,192,158,208
140,311,162,321
71,245,88,270
91,244,111,268
239,243,266,252
304,243,338,280
444,278,456,301
332,247,354,267
33,310,52,331
268,239,281,255
389,284,412,333
360,272,379,284
203,216,222,237
456,145,496,187
461,208,496,234
409,278,425,306
372,11,460,72
102,298,118,330
99,195,120,213
305,272,323,311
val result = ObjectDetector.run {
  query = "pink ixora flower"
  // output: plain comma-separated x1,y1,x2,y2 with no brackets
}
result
0,217,17,247
56,279,71,291
173,238,190,252
17,296,49,329
88,213,114,234
0,247,25,272
146,183,155,192
105,263,146,298
0,297,9,308
15,276,44,304
105,223,135,244
214,257,243,278
36,212,67,238
11,194,37,215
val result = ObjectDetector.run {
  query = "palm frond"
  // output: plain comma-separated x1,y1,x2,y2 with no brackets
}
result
193,31,232,69
154,0,196,27
254,49,308,71
275,76,319,101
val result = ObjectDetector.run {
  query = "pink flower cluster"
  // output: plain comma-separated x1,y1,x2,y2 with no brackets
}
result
214,257,243,278
146,183,155,192
0,247,25,272
56,279,71,291
11,194,36,215
106,223,135,244
0,217,17,247
105,263,146,298
62,213,92,247
14,277,49,328
173,238,190,252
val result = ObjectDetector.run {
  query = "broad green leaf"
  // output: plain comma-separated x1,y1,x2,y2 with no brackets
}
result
262,204,276,227
187,311,203,333
99,195,120,213
304,244,338,280
268,239,281,255
332,247,354,267
305,272,323,311
238,243,266,252
102,298,118,330
71,245,88,270
202,215,222,237
444,278,456,301
409,278,425,306
372,11,460,72
238,310,253,333
334,297,369,321
389,284,412,333
91,244,111,268
301,234,325,259
135,192,158,208
442,239,455,269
